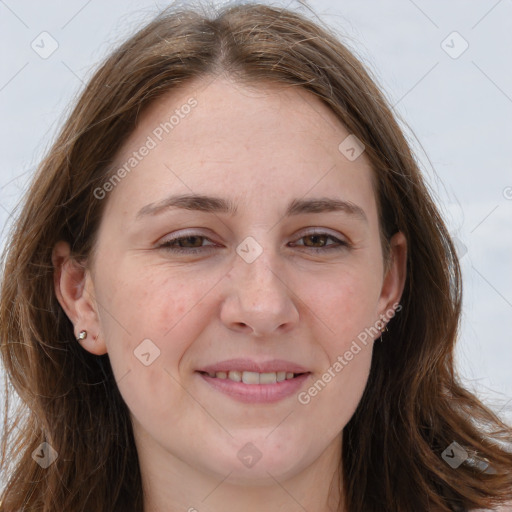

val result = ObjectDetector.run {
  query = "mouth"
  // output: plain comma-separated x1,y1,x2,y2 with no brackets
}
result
195,358,312,403
195,369,312,403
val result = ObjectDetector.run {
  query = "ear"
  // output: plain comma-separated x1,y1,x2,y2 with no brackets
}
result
376,231,407,322
52,241,108,355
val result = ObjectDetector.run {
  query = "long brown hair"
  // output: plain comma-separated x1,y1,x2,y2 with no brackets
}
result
1,2,511,511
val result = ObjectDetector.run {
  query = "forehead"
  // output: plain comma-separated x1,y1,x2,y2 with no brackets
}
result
104,76,378,222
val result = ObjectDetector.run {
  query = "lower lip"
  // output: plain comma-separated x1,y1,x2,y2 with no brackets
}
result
197,372,311,404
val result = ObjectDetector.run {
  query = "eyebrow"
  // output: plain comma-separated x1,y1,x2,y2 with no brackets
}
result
135,194,368,222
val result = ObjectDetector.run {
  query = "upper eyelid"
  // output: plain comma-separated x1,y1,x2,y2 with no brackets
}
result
159,227,346,242
159,229,215,245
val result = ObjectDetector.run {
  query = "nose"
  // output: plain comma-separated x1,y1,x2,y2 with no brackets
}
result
220,247,299,337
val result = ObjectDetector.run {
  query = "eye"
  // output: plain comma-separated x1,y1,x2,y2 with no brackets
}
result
290,230,349,252
158,229,349,255
158,232,216,254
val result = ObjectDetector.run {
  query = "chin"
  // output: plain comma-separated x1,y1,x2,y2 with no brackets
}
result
203,432,312,484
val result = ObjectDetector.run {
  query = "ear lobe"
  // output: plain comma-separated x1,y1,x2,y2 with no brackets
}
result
52,241,108,356
378,231,407,316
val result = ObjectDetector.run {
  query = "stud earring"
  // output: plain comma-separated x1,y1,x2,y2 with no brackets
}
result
76,330,87,341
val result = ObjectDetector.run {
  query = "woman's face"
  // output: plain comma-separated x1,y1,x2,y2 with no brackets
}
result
57,76,406,488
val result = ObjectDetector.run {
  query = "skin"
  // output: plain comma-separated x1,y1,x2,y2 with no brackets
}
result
53,75,407,512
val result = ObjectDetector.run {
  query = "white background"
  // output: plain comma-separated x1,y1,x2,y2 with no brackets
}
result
0,0,511,423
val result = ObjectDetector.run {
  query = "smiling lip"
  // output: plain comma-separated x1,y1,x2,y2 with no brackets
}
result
197,372,311,403
196,358,311,404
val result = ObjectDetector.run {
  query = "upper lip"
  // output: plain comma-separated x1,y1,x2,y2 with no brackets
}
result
197,358,310,374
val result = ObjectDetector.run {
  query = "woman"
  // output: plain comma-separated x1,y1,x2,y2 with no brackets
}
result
0,2,511,511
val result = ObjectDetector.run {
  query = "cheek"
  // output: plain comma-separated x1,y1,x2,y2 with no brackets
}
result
98,263,205,344
93,265,209,405
330,345,373,431
299,334,374,440
294,269,377,432
95,284,202,431
309,266,381,340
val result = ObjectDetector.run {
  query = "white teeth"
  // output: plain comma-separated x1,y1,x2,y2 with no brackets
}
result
259,372,277,384
209,370,300,383
242,371,260,384
228,370,242,382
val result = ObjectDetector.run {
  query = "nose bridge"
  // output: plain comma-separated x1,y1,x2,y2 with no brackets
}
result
221,232,299,335
234,235,284,297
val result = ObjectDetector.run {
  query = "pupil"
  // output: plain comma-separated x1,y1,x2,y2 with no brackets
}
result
306,235,325,247
182,236,201,247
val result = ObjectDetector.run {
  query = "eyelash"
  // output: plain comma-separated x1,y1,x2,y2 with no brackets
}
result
158,231,349,254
